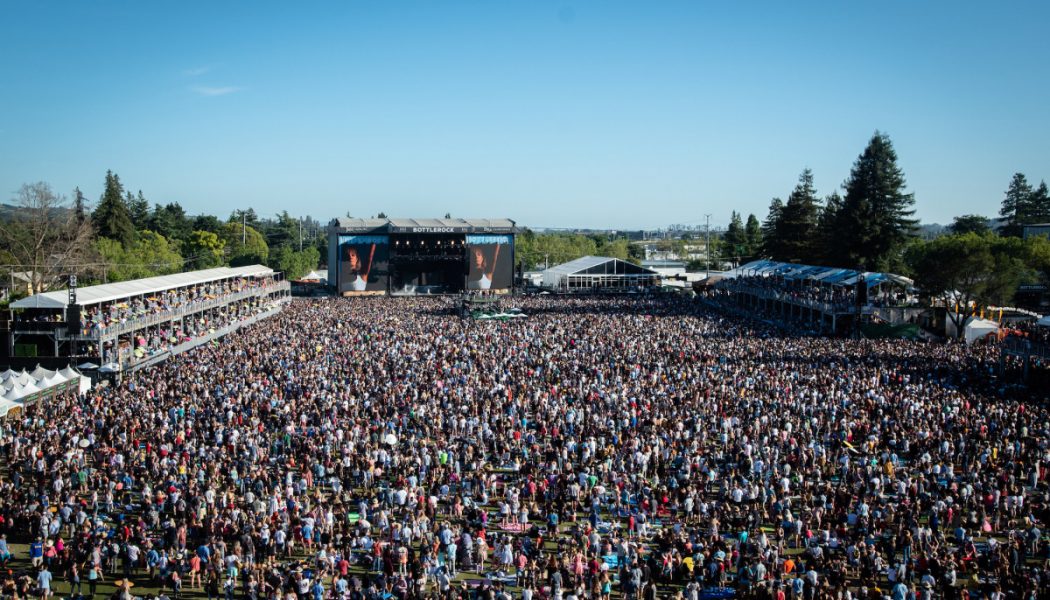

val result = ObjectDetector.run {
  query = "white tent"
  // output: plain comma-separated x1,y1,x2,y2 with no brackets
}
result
29,365,55,380
0,369,17,382
0,398,21,417
947,315,1000,344
12,371,32,386
40,372,67,389
4,384,27,402
59,366,80,380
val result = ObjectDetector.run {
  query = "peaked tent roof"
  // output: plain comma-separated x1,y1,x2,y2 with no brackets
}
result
11,265,275,310
544,256,658,277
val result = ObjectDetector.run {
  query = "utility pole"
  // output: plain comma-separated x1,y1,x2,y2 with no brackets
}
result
299,217,303,252
705,214,712,279
242,214,246,245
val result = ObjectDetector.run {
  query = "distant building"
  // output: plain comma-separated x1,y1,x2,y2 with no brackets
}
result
1023,223,1050,239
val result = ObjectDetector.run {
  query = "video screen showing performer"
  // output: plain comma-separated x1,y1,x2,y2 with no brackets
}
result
339,235,389,293
466,235,513,290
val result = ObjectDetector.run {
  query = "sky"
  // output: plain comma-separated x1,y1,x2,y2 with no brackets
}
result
1,1,1048,231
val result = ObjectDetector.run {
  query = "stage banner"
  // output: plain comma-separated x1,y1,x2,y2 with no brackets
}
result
339,235,389,293
466,234,513,290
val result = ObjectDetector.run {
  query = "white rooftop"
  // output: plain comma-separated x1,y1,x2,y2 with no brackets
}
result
11,265,274,310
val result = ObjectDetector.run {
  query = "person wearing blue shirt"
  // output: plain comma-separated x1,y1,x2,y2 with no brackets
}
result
29,538,44,568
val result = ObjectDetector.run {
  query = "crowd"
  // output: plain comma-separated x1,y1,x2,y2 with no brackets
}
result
0,294,1047,600
82,277,276,333
716,277,911,312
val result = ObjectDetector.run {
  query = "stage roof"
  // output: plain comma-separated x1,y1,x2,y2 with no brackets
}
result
329,217,516,235
11,265,274,310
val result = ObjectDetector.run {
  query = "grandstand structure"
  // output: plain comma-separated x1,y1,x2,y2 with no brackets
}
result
3,265,290,373
714,259,915,334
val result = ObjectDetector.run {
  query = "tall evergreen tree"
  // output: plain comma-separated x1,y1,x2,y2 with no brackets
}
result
722,211,747,264
1030,181,1050,226
816,192,844,264
73,187,88,226
776,169,822,263
761,198,784,258
92,170,136,247
744,214,762,260
127,190,150,230
999,173,1034,237
835,132,918,271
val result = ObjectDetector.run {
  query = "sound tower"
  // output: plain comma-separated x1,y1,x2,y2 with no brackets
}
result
855,281,868,306
68,304,82,335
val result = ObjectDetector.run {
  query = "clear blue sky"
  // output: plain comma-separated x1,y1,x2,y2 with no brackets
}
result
1,1,1048,230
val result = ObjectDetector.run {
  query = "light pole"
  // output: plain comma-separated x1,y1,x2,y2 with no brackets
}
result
704,214,711,279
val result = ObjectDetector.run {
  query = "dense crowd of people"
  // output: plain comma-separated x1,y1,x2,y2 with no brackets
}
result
0,294,1047,600
82,277,278,334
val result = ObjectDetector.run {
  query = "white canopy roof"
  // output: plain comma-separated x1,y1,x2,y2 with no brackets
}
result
11,265,275,310
29,365,55,380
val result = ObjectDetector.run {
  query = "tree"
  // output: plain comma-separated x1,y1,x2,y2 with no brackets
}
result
0,182,96,295
761,198,784,258
192,214,223,234
376,212,388,219
183,230,227,269
907,232,1027,337
220,222,269,266
73,187,89,226
127,190,150,230
92,170,136,247
1031,181,1050,225
722,211,747,264
95,231,183,282
776,169,822,263
744,214,762,260
835,132,918,271
148,202,191,244
999,173,1035,237
230,208,259,227
815,192,844,264
270,245,320,280
948,215,991,236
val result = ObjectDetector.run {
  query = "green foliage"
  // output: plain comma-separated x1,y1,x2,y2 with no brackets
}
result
835,132,918,271
270,245,320,280
999,173,1035,237
148,202,191,245
760,198,783,258
220,222,269,266
744,214,762,260
948,214,991,236
92,170,136,247
183,230,227,269
722,211,747,262
514,229,608,270
96,231,183,282
192,214,223,234
127,190,150,230
907,232,1032,336
775,170,822,263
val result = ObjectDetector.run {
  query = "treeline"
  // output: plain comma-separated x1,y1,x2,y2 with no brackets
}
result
1,171,325,295
755,132,918,272
515,230,643,271
750,131,1050,321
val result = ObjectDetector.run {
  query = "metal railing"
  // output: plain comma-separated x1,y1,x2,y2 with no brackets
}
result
58,281,290,341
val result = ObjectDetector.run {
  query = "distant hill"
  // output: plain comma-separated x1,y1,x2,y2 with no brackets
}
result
918,223,946,239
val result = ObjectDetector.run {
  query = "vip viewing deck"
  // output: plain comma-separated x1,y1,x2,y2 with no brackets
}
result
4,265,291,373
